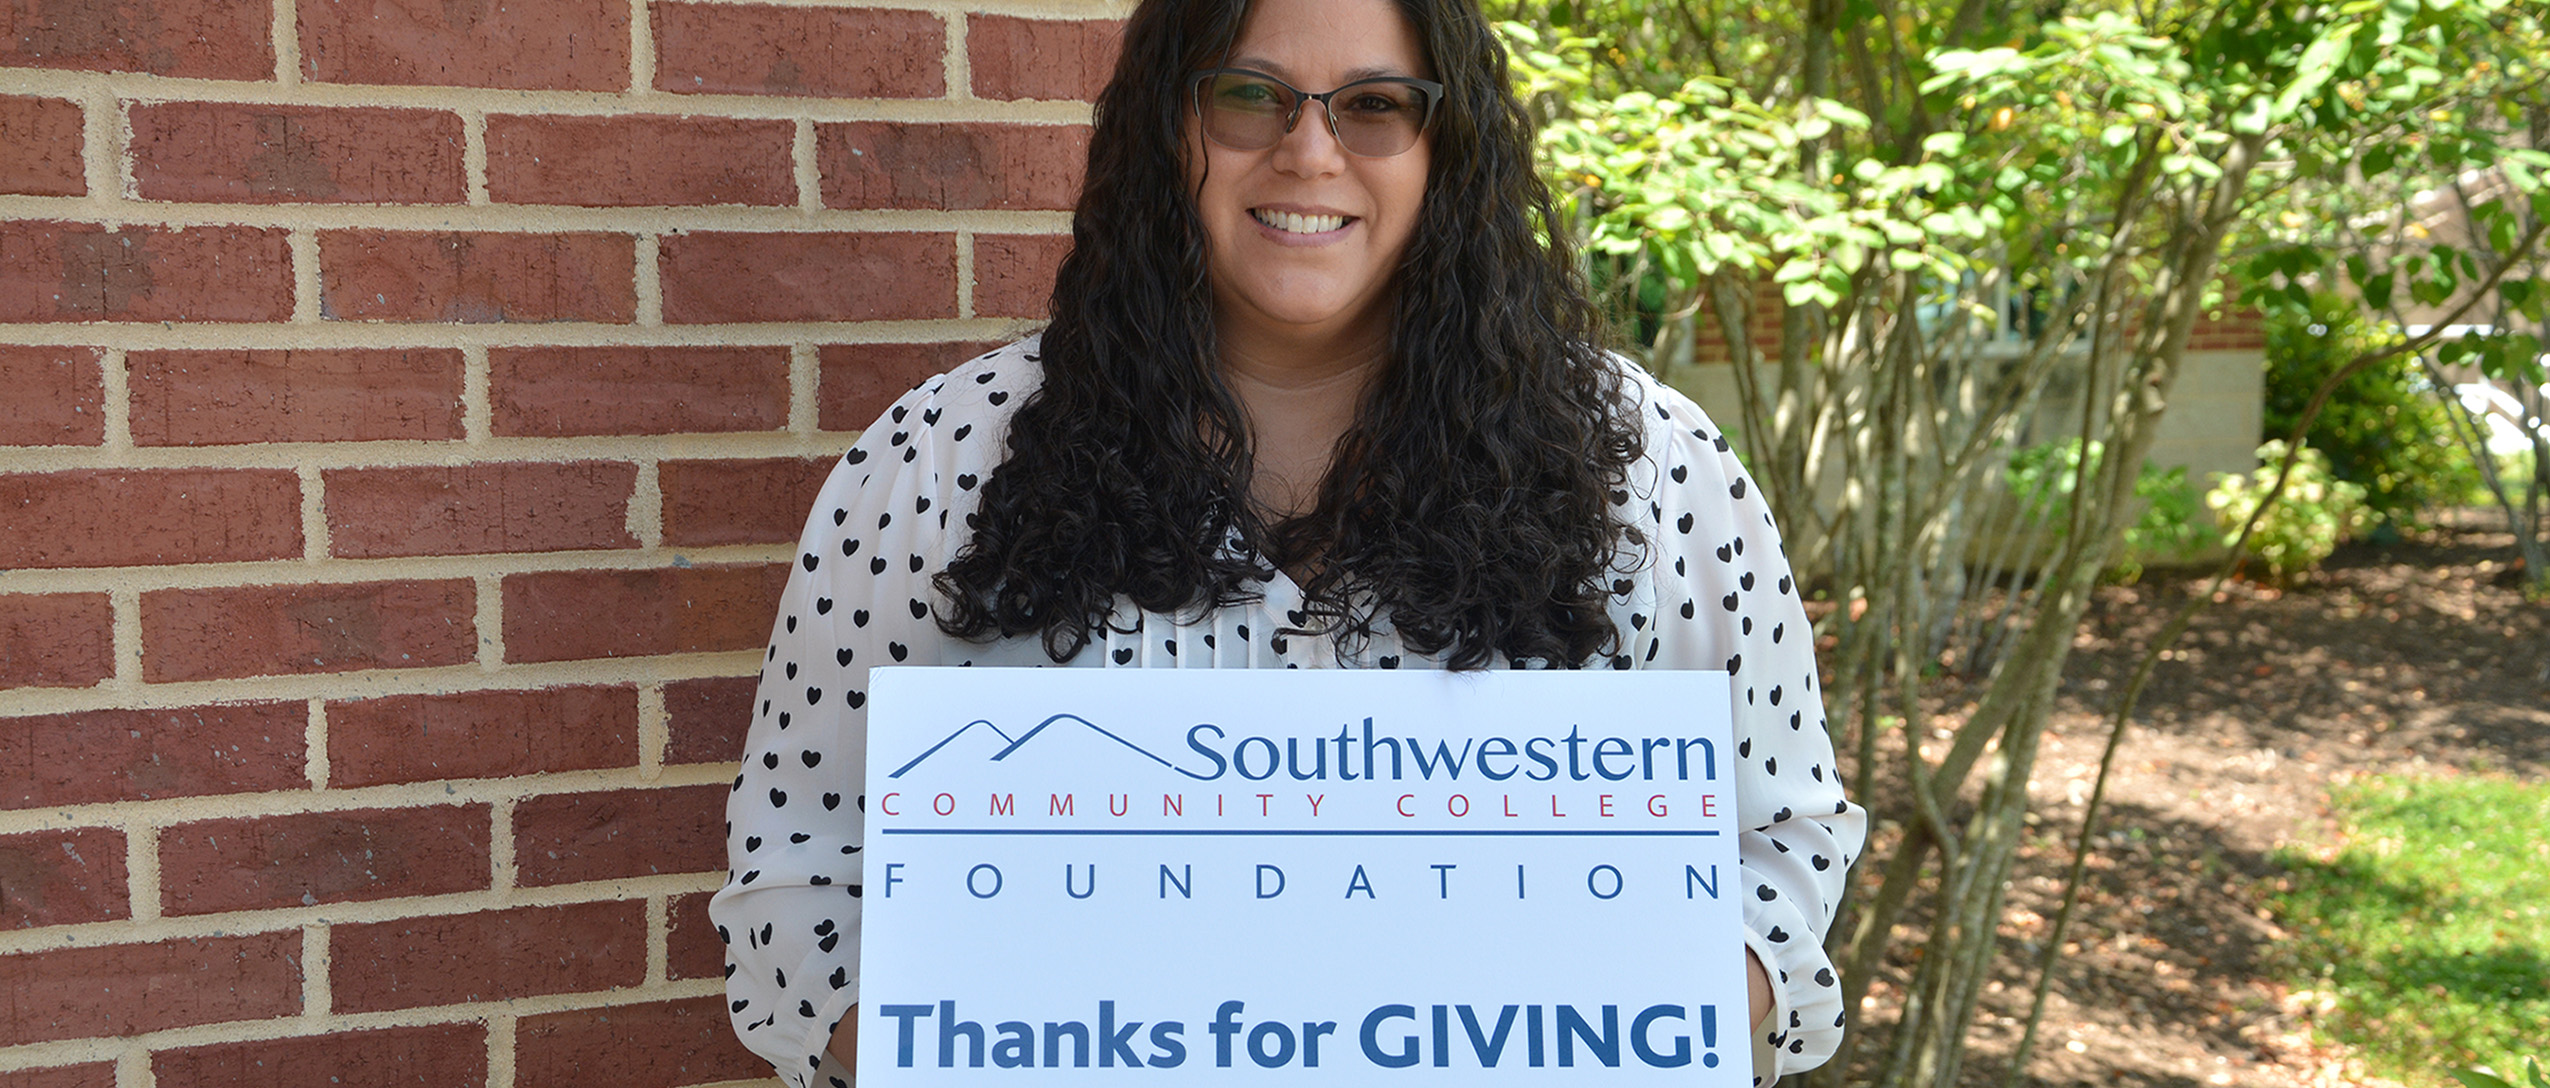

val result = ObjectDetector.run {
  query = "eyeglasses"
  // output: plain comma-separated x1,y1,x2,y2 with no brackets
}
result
1190,67,1444,158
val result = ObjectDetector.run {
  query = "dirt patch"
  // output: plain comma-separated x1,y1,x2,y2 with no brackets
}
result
1844,517,2549,1088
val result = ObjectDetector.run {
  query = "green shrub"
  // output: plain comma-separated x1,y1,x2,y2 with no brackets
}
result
2004,439,2212,581
2205,440,2370,582
2265,294,2484,525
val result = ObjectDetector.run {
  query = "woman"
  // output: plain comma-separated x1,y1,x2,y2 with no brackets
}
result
711,0,1864,1081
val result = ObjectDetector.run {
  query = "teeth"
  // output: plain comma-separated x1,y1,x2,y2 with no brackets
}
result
1253,209,1347,234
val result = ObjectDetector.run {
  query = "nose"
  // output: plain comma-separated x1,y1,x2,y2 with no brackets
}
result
1270,99,1347,176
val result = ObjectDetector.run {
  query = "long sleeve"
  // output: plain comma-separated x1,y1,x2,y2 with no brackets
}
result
1628,377,1868,1082
709,349,1020,1088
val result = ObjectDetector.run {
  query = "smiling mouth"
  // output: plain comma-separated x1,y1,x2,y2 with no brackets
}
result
1251,208,1351,234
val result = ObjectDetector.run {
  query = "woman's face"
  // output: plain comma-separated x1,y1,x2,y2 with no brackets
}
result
1187,0,1434,349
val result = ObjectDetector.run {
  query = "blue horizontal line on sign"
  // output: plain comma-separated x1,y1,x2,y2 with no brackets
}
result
879,828,1723,837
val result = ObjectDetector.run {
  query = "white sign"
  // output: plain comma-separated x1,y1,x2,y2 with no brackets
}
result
857,668,1746,1085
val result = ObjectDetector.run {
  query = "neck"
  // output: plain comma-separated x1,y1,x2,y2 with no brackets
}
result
1214,311,1391,524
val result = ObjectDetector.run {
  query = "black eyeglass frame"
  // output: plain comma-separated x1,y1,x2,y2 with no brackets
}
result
1188,67,1447,158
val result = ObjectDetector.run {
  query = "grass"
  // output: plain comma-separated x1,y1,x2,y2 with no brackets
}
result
2270,774,2550,1085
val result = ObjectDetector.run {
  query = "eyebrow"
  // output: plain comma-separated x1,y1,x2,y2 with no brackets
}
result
1225,56,1423,84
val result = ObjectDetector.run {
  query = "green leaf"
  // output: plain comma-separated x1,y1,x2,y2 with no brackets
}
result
2102,122,2139,147
2231,95,2272,135
2275,23,2360,121
1922,131,1966,157
2453,1068,2519,1088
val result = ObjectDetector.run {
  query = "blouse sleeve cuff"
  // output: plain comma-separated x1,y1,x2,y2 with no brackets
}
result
1741,924,1793,1084
796,986,860,1087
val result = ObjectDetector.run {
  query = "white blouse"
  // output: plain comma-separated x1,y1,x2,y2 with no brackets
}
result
711,337,1866,1087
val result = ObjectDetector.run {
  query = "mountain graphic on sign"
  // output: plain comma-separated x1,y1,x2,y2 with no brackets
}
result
887,712,1195,779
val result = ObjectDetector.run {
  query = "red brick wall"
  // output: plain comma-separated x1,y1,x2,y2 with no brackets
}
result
0,1,1118,1083
1686,290,2266,364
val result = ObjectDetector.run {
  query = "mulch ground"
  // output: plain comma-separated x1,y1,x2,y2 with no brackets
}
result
1840,514,2549,1088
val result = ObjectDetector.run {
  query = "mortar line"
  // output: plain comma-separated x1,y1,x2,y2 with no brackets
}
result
462,343,493,445
945,11,972,100
125,820,160,923
0,72,1097,121
290,228,323,322
274,0,301,86
0,980,730,1072
99,346,132,451
115,1045,150,1088
108,585,143,688
298,462,329,561
82,84,118,210
306,698,331,790
636,680,669,783
631,458,665,550
629,0,656,96
109,96,136,206
956,230,976,320
634,232,663,327
302,922,333,1018
488,795,518,893
794,118,822,213
789,342,820,435
475,573,505,671
486,1009,518,1088
463,110,491,206
645,893,670,983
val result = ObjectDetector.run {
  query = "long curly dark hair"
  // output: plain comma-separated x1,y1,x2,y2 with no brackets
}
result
933,0,1646,669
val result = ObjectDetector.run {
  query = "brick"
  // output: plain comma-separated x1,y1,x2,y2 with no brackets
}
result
325,461,639,558
487,114,793,207
488,345,786,437
653,2,940,99
300,0,626,90
2,931,300,1045
1,702,308,810
513,783,723,887
0,345,103,445
973,233,1072,318
160,805,489,916
0,592,113,689
663,674,754,766
330,900,643,1013
502,563,785,664
0,827,128,927
819,122,1087,211
514,996,765,1088
0,0,271,79
154,1023,488,1088
130,348,465,445
319,231,634,323
664,889,721,979
969,16,1121,102
140,579,476,682
0,221,292,322
328,685,638,787
0,95,84,196
0,1064,115,1088
660,456,831,547
659,231,953,323
130,103,461,205
817,340,1000,431
0,468,301,569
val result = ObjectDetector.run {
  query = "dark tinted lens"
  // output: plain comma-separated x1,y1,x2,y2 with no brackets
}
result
1329,79,1430,156
1199,72,1295,150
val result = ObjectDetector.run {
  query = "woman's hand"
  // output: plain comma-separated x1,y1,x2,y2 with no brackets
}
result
1747,950,1773,1031
828,1007,858,1076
